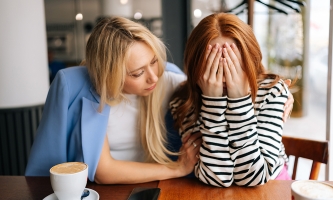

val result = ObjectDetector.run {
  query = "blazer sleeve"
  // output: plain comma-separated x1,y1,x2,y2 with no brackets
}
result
25,70,70,176
165,62,184,74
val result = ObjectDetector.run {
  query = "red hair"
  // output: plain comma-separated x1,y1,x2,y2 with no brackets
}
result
173,13,279,131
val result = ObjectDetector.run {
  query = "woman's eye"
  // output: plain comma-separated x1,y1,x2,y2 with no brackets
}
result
132,70,144,78
151,59,158,65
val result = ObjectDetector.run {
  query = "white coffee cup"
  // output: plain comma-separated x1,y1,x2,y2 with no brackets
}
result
50,162,88,200
291,180,333,200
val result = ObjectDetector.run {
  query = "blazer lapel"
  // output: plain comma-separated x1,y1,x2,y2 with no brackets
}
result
90,86,101,103
81,90,110,181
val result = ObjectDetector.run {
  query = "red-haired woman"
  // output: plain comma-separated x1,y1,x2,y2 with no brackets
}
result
170,13,292,187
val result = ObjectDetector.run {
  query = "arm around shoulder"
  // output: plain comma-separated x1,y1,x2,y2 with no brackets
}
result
94,137,188,184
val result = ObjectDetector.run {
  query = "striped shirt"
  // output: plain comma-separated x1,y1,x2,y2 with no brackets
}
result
170,79,290,187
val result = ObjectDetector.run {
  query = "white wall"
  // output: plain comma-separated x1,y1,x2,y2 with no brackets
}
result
0,0,49,108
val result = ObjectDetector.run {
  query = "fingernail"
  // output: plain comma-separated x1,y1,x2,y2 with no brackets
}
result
208,45,212,50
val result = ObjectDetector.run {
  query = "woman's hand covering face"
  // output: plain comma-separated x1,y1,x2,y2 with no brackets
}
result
197,44,224,97
197,42,250,99
222,42,249,98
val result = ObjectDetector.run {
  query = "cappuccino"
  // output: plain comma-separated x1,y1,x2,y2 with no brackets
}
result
50,162,88,200
291,180,333,200
50,162,87,174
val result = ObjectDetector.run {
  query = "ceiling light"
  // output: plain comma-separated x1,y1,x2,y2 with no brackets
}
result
75,13,83,21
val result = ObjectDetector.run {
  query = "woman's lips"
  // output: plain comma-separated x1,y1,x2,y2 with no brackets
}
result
146,84,156,91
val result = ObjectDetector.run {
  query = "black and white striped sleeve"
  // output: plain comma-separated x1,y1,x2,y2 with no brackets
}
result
195,79,290,187
248,80,289,184
194,95,233,187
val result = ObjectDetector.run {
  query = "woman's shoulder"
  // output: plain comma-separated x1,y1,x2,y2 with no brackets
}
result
258,78,286,88
52,66,92,96
170,96,183,106
59,66,88,78
257,78,289,97
169,95,189,116
56,66,89,84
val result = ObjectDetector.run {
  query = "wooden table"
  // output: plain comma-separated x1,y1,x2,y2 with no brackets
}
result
1,176,332,200
158,178,293,200
0,176,157,200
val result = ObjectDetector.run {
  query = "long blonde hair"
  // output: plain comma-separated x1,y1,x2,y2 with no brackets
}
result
83,16,175,164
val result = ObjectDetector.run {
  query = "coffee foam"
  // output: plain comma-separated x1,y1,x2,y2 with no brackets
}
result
50,162,87,174
292,181,333,199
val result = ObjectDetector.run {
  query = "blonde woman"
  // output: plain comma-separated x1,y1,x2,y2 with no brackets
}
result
25,16,201,184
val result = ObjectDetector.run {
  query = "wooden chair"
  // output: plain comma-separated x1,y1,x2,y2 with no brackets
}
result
282,136,329,180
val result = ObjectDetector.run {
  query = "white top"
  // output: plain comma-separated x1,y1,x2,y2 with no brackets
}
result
107,71,186,161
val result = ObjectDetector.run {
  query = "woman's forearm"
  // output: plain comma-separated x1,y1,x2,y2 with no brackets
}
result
226,80,289,186
95,135,199,184
196,95,234,187
95,159,181,184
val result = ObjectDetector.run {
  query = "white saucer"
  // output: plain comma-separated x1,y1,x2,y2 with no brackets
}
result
43,188,99,200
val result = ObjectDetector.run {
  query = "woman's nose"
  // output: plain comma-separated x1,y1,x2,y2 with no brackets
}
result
147,68,158,83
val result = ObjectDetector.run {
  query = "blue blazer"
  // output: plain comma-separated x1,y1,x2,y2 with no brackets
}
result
25,63,184,181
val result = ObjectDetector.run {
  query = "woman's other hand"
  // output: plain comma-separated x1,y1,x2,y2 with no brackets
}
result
283,79,294,122
177,131,202,176
197,44,224,97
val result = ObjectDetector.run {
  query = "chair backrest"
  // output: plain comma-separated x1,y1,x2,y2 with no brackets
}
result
282,136,329,180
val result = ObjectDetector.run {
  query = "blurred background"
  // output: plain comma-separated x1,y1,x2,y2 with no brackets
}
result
0,0,331,181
